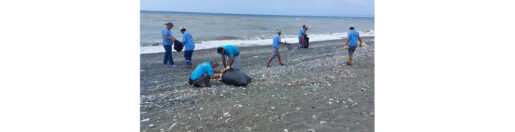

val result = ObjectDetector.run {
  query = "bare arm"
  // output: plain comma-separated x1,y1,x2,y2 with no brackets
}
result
358,36,362,44
164,35,176,42
210,75,220,79
228,56,235,66
222,57,227,68
279,41,285,44
213,70,222,73
345,38,350,46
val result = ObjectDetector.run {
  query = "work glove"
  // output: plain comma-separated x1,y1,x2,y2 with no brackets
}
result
224,66,230,71
343,45,348,50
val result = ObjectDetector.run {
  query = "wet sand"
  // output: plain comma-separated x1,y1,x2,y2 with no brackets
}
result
140,37,374,132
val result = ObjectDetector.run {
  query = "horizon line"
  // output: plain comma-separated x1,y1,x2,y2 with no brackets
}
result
140,10,374,18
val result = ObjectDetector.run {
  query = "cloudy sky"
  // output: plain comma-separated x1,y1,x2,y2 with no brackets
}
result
141,0,374,17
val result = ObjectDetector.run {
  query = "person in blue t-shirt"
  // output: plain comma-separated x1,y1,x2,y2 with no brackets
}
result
344,25,362,65
216,45,241,70
162,22,177,68
298,25,308,48
188,61,224,87
266,30,286,67
180,27,195,68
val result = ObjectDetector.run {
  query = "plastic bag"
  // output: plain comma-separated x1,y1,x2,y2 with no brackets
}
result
174,40,183,52
221,68,251,86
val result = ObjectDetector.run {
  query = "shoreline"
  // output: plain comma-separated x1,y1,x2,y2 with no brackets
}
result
140,36,375,54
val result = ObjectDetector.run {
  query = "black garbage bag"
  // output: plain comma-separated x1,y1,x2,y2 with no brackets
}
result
221,68,251,86
303,35,309,48
174,40,183,52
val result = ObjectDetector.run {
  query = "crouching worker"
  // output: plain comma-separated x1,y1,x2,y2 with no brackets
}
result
188,61,227,87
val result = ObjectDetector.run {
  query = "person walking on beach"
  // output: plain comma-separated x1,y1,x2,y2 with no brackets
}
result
266,30,286,67
298,25,308,48
188,61,224,87
344,25,362,65
217,45,241,70
162,22,177,67
180,27,195,68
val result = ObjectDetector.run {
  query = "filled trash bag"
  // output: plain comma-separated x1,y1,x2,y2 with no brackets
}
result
221,68,251,86
174,40,183,52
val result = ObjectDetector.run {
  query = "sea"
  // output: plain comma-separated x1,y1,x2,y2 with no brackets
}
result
140,11,374,54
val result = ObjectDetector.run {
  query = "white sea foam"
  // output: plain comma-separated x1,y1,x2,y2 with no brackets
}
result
140,31,374,54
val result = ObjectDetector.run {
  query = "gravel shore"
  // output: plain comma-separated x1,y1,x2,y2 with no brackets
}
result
140,37,375,132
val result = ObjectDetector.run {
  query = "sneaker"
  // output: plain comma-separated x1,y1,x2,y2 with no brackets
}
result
170,64,177,68
346,62,352,65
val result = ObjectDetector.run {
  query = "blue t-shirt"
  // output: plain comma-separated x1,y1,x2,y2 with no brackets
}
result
182,32,195,51
347,30,360,46
273,35,281,48
162,27,173,45
220,45,240,58
190,62,214,80
298,28,306,38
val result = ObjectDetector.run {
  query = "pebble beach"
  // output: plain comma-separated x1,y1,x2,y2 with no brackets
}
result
140,37,375,132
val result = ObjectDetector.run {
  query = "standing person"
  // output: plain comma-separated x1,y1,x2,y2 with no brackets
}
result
344,25,362,65
162,22,177,67
216,45,241,70
188,61,224,87
303,27,309,48
181,27,195,68
298,25,308,48
266,30,286,67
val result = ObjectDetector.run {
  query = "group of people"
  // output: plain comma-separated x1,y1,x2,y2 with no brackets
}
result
160,22,362,87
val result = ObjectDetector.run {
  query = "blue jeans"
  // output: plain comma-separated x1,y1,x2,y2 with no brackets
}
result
298,38,303,48
163,45,174,65
226,55,241,70
184,50,193,66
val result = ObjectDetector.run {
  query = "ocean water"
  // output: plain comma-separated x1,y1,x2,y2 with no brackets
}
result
141,11,374,54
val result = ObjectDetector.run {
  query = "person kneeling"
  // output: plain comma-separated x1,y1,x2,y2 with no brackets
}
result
188,61,226,87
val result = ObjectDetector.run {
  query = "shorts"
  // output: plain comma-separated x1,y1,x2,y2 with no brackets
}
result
348,46,357,56
188,73,210,87
271,47,280,58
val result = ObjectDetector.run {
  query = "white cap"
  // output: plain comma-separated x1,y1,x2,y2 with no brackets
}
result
180,26,186,30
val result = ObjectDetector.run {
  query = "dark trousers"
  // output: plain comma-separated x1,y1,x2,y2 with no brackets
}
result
189,73,210,87
184,50,193,66
163,45,174,65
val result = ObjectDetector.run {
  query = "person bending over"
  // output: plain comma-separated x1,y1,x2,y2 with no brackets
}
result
217,45,241,70
188,61,227,87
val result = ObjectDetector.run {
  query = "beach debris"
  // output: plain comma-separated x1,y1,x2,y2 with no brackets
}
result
270,106,276,110
284,129,289,132
141,118,150,122
223,112,231,117
160,128,165,132
308,128,316,132
279,94,290,99
320,120,327,124
312,114,317,120
228,126,232,128
149,124,154,127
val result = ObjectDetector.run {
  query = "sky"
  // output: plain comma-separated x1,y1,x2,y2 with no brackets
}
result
141,0,374,17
